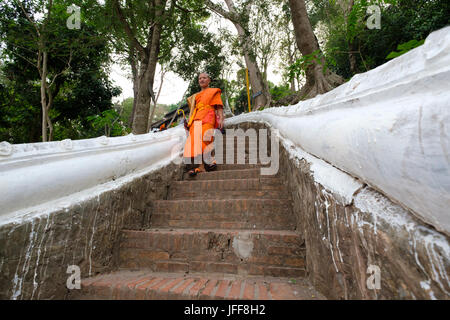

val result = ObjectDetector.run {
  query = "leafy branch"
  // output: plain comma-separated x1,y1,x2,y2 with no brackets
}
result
386,39,425,60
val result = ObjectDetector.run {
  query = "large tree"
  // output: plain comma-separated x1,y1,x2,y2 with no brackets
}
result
101,0,221,133
204,0,271,110
109,0,167,134
288,0,343,99
276,0,301,92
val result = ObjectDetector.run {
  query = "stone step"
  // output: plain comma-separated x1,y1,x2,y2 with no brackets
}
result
169,178,288,200
176,177,283,188
150,209,296,230
153,199,292,215
183,168,275,181
184,156,269,169
215,164,265,171
72,271,325,300
215,147,260,154
213,152,271,164
119,229,306,277
213,139,270,150
169,190,288,200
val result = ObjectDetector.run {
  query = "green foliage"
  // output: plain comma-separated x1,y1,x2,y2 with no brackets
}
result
287,49,335,80
168,104,179,113
0,0,121,143
119,97,134,126
386,39,425,59
313,0,450,79
0,74,41,143
288,50,319,79
2,0,449,143
87,109,128,137
233,89,251,115
269,82,292,103
166,23,225,85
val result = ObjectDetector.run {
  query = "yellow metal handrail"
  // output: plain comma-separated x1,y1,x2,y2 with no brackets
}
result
245,68,252,112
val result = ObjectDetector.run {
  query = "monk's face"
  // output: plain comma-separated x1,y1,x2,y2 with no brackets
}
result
198,73,210,89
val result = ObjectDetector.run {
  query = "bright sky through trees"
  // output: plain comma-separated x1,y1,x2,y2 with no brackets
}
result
111,10,284,105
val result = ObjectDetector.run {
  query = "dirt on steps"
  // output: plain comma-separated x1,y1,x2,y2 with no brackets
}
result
71,270,325,300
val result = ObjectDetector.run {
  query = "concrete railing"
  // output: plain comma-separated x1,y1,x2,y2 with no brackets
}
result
227,26,450,237
0,127,186,225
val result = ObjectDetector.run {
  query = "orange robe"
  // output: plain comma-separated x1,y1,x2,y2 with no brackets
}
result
183,88,223,160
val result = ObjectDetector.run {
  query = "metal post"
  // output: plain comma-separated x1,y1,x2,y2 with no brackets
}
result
245,68,252,112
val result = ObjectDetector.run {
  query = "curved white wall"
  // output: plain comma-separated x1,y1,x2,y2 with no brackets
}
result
227,27,450,236
0,128,186,221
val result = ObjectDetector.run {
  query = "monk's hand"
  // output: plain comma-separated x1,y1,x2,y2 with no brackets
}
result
217,116,224,130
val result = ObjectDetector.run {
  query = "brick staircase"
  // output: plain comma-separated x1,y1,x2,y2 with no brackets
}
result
74,138,325,300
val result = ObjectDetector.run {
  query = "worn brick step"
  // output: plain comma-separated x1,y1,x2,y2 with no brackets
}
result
184,164,268,177
170,177,287,198
218,151,263,157
192,156,266,165
153,199,293,215
150,210,296,230
215,164,265,171
211,153,271,163
214,147,260,153
213,139,270,148
212,156,271,164
169,190,288,200
182,169,277,181
151,219,294,230
119,258,306,278
72,271,325,300
119,229,305,274
175,176,283,188
193,148,269,161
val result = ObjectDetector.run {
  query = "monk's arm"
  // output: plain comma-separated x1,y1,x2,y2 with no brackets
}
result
214,105,224,129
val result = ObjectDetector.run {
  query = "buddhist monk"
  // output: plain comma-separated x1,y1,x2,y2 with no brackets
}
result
183,72,224,176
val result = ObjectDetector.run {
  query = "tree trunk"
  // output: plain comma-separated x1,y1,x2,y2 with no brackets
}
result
47,88,54,141
288,0,343,100
113,0,165,134
346,0,358,75
129,47,139,128
131,9,163,134
40,50,48,142
147,68,165,130
223,87,234,116
222,0,271,110
290,76,296,92
348,43,358,74
232,21,270,110
147,101,157,131
132,62,153,134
